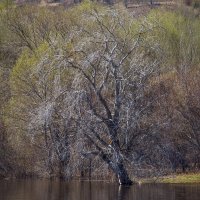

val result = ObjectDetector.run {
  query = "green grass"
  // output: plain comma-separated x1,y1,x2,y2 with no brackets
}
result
136,173,200,184
160,173,200,183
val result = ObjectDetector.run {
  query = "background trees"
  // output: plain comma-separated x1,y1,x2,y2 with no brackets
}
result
0,1,200,183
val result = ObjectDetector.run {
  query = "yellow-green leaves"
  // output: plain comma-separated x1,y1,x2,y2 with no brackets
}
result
10,42,49,94
0,0,13,11
146,9,200,69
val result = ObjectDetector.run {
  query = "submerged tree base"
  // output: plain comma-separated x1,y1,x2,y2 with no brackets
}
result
118,178,133,185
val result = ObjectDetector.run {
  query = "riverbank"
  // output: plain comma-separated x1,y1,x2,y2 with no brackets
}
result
1,172,200,184
139,173,200,184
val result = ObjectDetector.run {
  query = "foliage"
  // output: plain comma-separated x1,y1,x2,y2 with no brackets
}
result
146,9,200,69
0,0,13,11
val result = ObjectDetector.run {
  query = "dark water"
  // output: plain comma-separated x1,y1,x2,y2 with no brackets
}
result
0,180,200,200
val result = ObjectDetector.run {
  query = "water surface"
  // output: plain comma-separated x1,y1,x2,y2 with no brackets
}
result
0,180,200,200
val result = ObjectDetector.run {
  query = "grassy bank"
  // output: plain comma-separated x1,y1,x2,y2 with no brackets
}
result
160,173,200,184
139,173,200,184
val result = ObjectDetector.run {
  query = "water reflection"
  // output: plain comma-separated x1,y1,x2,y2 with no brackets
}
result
0,180,200,200
117,185,130,200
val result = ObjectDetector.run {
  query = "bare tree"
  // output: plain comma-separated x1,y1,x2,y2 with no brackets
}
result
50,8,160,185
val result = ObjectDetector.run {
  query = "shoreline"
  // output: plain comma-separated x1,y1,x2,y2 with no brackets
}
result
1,173,200,184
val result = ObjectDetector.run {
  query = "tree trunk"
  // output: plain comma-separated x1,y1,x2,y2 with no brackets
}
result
109,136,133,185
113,162,133,185
88,158,92,180
99,150,133,185
59,160,65,179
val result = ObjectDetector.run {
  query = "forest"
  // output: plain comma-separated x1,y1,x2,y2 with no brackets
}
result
0,0,200,185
